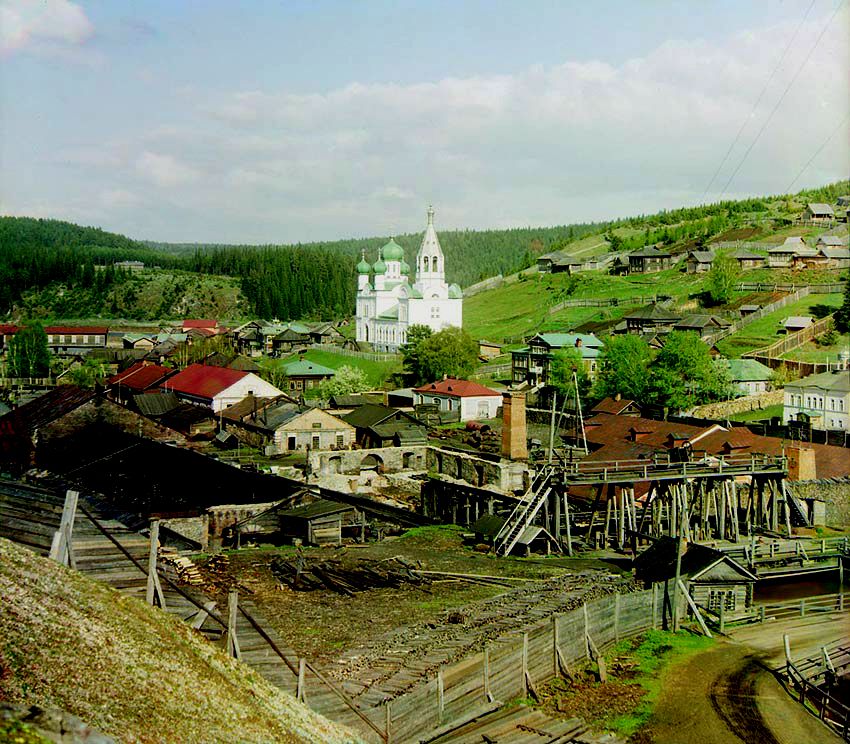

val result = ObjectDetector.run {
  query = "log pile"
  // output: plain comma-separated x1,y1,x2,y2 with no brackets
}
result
270,554,430,596
159,550,204,586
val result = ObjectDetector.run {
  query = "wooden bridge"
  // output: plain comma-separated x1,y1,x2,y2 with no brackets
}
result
720,536,849,580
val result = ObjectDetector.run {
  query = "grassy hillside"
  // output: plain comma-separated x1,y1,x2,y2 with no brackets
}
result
14,268,249,323
0,539,355,744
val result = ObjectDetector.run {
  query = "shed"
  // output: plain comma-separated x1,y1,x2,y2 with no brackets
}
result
277,500,362,546
803,203,834,222
634,537,756,620
782,316,813,333
685,250,715,273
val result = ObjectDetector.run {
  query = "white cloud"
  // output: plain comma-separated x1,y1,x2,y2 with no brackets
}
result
0,0,93,55
135,151,200,187
99,188,141,208
7,8,849,243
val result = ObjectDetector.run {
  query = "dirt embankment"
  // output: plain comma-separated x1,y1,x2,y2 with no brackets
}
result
0,539,357,744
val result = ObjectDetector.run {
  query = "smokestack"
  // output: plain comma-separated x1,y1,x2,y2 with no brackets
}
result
786,445,817,481
501,391,528,461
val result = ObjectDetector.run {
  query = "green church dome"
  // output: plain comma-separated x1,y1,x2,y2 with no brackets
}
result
372,248,387,274
400,258,411,275
382,238,404,261
357,257,372,274
448,283,463,299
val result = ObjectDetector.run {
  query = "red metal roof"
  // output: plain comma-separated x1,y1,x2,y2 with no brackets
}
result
591,397,638,415
162,363,248,400
182,319,218,329
0,325,19,335
108,362,175,392
414,378,501,398
44,326,108,334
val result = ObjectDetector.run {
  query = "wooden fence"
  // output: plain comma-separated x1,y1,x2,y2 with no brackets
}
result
547,294,660,315
735,282,846,294
382,588,664,742
308,344,398,362
705,287,810,345
783,637,850,740
742,314,837,374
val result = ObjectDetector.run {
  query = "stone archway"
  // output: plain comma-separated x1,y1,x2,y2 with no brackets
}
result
325,455,342,475
361,453,383,471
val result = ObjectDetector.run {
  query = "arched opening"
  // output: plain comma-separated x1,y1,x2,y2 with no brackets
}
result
361,453,383,471
326,455,342,475
402,451,415,469
431,256,438,272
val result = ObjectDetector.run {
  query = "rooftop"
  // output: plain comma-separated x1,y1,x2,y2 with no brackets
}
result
725,358,773,382
283,360,336,377
163,364,249,399
414,378,501,398
785,370,850,394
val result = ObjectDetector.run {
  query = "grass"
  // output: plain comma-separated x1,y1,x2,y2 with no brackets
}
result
781,332,850,362
606,630,715,736
715,293,842,357
264,348,401,389
727,404,784,422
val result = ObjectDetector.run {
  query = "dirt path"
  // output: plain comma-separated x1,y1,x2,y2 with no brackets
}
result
638,614,848,744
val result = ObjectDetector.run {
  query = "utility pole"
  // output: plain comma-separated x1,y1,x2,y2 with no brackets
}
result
671,504,688,632
548,391,557,464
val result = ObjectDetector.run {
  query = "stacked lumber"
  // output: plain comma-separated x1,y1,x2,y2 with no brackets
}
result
159,550,203,586
270,555,430,596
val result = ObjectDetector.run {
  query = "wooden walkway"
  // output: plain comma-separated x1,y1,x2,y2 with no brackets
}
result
426,706,624,743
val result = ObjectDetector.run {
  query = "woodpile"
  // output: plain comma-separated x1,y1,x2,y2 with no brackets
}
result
159,550,204,586
270,554,431,596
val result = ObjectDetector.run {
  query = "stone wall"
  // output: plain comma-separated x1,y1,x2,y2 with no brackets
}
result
426,447,528,492
788,478,850,528
309,445,428,477
690,390,784,420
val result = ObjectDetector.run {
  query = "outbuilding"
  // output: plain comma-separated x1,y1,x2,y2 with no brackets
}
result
414,378,503,421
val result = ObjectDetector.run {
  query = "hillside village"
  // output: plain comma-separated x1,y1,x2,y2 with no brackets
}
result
1,186,850,743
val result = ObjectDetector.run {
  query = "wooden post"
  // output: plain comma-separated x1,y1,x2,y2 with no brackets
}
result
614,594,621,642
385,702,392,744
582,603,590,658
563,493,573,556
189,600,217,630
146,519,160,606
553,488,561,544
297,658,306,702
437,668,445,721
522,632,529,696
49,489,79,567
800,598,806,617
719,603,725,634
483,646,492,702
759,606,766,624
603,498,612,550
783,634,792,670
227,590,241,659
651,583,658,630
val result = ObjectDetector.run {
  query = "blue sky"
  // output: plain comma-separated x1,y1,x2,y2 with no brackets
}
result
1,0,848,243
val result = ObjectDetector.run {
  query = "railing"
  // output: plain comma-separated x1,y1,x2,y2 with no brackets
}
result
307,343,398,362
735,281,846,293
783,639,850,740
704,287,810,344
721,537,849,565
697,593,846,635
557,453,787,484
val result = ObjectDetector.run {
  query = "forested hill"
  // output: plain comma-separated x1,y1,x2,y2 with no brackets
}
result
147,179,849,289
0,216,355,321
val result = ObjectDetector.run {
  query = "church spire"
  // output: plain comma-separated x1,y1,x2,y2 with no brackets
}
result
427,205,434,226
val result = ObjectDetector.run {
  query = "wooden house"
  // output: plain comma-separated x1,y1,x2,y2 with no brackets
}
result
634,537,756,620
729,248,765,270
342,404,427,448
802,203,834,223
673,314,731,339
685,250,715,273
623,304,681,334
282,359,336,393
478,340,503,360
277,500,363,546
628,246,672,274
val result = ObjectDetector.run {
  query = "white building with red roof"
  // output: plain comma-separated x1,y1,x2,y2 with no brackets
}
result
161,363,283,412
414,378,502,421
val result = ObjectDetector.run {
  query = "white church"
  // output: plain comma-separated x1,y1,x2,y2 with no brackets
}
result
355,206,463,352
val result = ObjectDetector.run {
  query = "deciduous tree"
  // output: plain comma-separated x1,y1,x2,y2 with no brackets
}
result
8,323,51,378
592,334,653,402
706,250,738,305
411,326,478,385
319,365,369,397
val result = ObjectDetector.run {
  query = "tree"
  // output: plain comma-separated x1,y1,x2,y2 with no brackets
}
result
592,334,653,402
647,331,731,411
8,323,51,378
400,324,433,381
65,357,107,389
319,365,369,397
834,281,850,333
412,326,479,384
549,347,591,403
706,250,738,305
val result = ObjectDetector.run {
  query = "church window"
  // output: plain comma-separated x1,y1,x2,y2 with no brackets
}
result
432,256,438,272
431,305,440,318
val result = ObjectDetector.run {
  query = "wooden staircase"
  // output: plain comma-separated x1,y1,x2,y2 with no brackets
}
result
493,465,556,556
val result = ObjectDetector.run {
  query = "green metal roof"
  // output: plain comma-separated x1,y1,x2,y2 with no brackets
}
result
283,360,337,377
725,358,772,382
531,333,604,349
357,257,371,274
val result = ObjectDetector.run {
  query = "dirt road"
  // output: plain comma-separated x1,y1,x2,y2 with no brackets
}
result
638,614,848,744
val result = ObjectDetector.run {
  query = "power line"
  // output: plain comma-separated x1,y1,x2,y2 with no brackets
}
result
784,112,850,194
701,0,817,201
718,0,846,200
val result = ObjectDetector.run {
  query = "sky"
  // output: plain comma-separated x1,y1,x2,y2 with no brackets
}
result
1,0,848,244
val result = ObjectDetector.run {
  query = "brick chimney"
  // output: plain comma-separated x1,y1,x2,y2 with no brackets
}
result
786,445,817,481
501,391,528,460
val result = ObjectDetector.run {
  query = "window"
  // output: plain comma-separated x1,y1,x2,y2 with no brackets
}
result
336,434,344,447
430,305,440,318
311,435,320,449
708,589,736,612
312,422,322,429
